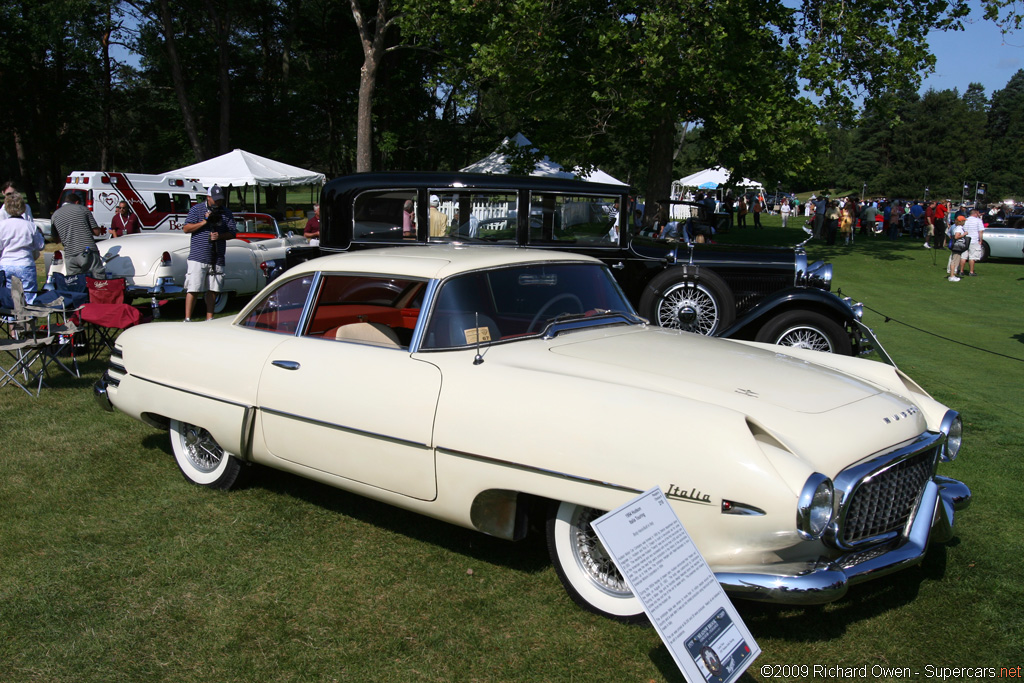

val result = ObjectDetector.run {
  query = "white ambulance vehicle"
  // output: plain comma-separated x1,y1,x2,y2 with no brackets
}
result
57,172,207,237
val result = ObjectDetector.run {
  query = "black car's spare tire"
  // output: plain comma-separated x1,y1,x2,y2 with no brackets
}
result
639,268,735,336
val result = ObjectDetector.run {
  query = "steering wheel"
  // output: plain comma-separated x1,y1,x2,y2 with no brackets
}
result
527,293,584,333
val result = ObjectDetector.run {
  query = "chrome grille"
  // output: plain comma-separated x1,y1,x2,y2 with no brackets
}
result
841,449,936,546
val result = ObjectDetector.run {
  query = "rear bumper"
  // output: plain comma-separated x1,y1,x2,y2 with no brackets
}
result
125,276,184,299
716,476,970,604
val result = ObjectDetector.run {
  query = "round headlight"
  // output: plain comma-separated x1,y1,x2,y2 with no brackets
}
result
797,473,834,540
941,411,963,462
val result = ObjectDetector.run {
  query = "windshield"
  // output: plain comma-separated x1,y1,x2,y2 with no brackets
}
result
420,262,634,350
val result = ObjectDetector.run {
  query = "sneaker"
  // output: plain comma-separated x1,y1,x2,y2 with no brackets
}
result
923,242,931,248
948,276,960,282
969,272,977,276
183,318,191,322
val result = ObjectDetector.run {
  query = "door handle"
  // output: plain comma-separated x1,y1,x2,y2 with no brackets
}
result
611,261,625,270
271,360,300,370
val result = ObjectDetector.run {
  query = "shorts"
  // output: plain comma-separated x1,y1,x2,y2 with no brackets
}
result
965,240,983,261
185,260,225,293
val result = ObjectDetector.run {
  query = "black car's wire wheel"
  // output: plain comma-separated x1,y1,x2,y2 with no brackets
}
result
640,269,735,336
755,310,852,355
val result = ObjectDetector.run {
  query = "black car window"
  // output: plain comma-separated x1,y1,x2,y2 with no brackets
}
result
352,189,418,241
428,191,518,243
527,192,622,246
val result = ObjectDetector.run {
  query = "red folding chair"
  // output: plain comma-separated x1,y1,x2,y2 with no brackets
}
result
77,277,151,359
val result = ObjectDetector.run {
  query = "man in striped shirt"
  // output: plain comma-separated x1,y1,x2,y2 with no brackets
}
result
181,185,236,321
52,193,106,278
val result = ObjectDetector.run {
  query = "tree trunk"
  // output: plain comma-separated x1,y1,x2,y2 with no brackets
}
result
205,0,232,154
100,5,112,169
157,0,205,161
350,0,392,173
645,113,677,204
356,57,379,172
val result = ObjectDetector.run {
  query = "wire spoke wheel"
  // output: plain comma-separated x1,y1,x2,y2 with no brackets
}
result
773,325,834,352
170,419,243,489
657,281,721,335
568,506,631,597
756,310,852,356
547,501,645,622
180,423,226,473
640,269,735,337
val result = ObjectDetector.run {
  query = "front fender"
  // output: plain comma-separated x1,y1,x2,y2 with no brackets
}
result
720,288,857,339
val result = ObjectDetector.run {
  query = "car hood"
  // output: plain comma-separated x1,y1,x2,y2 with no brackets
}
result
547,327,877,414
450,324,930,480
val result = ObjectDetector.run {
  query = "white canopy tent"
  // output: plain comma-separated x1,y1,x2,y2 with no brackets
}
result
461,133,627,186
673,166,763,196
170,149,326,187
168,149,326,215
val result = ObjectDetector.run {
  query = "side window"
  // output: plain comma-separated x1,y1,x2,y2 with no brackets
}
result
237,276,315,333
303,274,424,348
352,189,417,241
528,192,622,246
428,191,518,242
172,194,192,213
154,193,172,213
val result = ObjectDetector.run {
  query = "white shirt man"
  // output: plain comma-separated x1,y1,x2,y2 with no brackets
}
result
962,210,985,276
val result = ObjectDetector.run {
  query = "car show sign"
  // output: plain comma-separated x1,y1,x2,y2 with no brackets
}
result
592,488,760,683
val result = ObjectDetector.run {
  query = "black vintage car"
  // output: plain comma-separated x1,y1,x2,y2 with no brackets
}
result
292,172,872,355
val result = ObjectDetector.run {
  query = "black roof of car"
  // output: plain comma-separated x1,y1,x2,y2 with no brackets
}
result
321,171,633,199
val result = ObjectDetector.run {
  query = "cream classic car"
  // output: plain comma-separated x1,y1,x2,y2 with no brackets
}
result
94,246,970,622
46,213,306,313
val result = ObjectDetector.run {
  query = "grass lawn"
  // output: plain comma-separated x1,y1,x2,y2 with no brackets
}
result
2,217,1021,681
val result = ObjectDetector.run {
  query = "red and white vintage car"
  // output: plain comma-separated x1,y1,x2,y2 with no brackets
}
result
47,213,307,312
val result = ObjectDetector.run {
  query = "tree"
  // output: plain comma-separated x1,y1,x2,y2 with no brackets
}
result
396,0,972,204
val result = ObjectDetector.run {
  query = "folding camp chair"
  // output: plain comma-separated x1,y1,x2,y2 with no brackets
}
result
77,277,147,359
0,276,59,396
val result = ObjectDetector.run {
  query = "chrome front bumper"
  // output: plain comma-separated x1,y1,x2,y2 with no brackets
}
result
715,476,971,604
93,373,114,412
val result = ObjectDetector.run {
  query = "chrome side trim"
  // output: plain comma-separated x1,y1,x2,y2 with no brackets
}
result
293,271,323,337
135,375,250,410
260,406,428,449
239,406,257,460
407,278,439,352
438,447,643,495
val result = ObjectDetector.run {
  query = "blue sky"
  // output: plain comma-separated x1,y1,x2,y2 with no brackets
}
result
919,9,1024,97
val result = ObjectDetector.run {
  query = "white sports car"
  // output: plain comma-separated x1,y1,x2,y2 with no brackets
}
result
94,246,970,622
47,213,307,312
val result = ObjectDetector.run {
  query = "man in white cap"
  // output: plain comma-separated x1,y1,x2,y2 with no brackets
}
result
181,184,236,321
428,194,447,237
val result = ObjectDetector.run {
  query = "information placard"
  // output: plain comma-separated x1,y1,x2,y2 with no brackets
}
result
591,487,760,683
